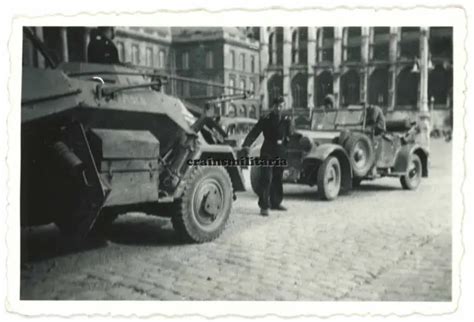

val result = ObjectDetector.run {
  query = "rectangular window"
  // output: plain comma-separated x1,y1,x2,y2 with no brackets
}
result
250,55,255,73
250,80,256,94
131,44,140,65
146,47,153,67
183,82,190,96
230,50,235,69
229,78,235,95
240,79,246,92
159,50,165,68
240,53,246,71
206,50,214,69
182,51,189,69
116,42,125,62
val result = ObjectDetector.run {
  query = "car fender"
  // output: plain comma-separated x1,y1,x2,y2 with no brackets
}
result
303,143,353,190
392,144,429,177
192,145,246,192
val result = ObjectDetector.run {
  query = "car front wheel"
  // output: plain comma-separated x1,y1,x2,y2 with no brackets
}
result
317,156,341,200
400,154,422,190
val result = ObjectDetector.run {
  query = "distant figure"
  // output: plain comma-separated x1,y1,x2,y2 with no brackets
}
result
87,27,120,64
365,104,386,135
323,94,335,110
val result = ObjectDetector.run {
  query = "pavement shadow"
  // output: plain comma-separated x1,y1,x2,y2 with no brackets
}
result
353,183,401,192
105,215,185,246
21,225,108,263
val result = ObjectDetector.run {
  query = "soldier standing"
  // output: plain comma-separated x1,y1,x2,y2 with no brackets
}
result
241,96,293,216
87,27,120,64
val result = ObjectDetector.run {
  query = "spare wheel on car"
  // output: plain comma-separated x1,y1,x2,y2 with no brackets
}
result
343,133,375,178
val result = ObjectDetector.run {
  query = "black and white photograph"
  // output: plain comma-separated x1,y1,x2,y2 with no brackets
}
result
3,4,469,318
18,24,454,301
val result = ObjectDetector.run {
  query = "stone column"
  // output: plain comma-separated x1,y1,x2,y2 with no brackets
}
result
259,27,269,111
361,27,370,103
388,27,399,110
83,27,91,62
283,27,292,109
307,27,317,109
34,27,45,68
333,27,343,108
418,27,431,151
60,27,69,62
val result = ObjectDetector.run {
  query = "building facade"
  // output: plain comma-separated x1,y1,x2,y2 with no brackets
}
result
171,27,260,119
256,27,453,129
22,26,453,128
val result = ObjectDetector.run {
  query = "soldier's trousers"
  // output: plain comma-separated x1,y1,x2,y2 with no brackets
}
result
258,164,284,210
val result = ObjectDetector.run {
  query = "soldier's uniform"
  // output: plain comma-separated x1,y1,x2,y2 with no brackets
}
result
365,105,386,135
242,111,293,211
87,32,120,65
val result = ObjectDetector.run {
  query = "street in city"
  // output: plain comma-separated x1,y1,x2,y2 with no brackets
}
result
20,139,451,301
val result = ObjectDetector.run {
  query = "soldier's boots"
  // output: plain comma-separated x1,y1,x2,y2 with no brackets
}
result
260,208,270,216
271,205,287,211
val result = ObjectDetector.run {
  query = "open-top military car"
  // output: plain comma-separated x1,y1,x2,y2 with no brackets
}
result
21,28,246,243
249,105,429,201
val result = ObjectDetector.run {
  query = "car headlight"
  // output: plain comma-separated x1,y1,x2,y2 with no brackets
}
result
299,136,312,152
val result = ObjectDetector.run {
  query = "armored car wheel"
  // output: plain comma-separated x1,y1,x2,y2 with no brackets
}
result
400,154,422,190
171,166,232,243
250,165,262,196
317,156,341,200
344,133,375,178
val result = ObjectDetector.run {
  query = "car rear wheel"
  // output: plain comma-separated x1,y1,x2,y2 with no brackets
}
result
317,156,341,200
171,166,232,243
344,133,375,178
400,154,422,190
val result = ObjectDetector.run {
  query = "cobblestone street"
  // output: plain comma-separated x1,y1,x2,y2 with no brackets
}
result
20,139,452,301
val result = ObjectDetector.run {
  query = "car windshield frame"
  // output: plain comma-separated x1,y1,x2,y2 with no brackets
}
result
310,107,366,131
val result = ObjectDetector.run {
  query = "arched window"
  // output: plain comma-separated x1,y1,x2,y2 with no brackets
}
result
315,71,333,107
317,27,334,63
240,105,247,117
340,70,360,106
249,105,257,119
227,104,237,117
292,27,308,65
292,30,299,64
343,27,361,62
369,68,389,107
291,73,308,108
269,32,275,65
396,66,419,109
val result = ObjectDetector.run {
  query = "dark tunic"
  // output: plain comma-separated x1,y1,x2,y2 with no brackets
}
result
242,112,293,158
242,112,293,210
87,34,120,64
366,105,386,135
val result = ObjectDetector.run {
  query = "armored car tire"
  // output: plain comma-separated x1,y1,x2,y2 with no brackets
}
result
344,133,375,178
171,165,233,243
317,156,342,200
400,154,422,190
250,165,262,195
